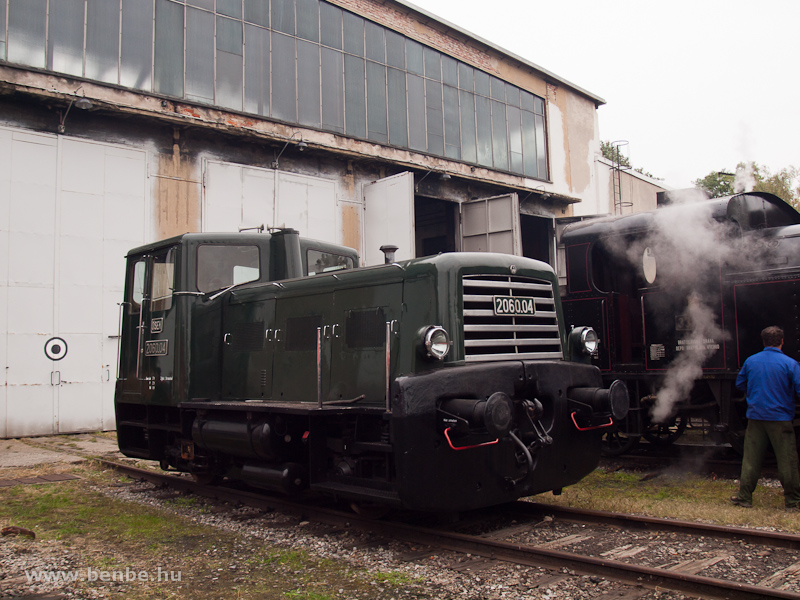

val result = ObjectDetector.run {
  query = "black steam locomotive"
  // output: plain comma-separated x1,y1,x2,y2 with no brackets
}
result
560,192,800,454
115,229,627,512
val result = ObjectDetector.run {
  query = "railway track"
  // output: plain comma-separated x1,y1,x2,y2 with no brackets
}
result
99,459,800,600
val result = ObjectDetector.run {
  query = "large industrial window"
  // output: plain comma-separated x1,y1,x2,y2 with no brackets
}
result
0,0,549,180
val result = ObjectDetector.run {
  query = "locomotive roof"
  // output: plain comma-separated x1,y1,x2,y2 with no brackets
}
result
560,192,800,244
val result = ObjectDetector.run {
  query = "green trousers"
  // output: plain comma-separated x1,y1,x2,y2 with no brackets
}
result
737,419,800,507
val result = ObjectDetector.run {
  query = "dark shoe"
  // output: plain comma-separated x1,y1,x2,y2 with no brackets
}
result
730,496,753,508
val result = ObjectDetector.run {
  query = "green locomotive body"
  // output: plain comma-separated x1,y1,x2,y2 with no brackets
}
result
116,229,626,511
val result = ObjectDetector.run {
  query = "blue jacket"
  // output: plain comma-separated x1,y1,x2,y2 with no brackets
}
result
735,346,800,421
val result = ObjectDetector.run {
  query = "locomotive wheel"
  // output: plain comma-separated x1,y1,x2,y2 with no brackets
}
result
349,501,389,519
642,415,688,445
192,472,222,486
601,428,638,456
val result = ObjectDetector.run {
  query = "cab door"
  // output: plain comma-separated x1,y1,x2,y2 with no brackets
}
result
117,247,178,406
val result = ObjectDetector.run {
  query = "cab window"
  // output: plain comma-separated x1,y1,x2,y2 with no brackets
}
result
197,245,260,292
307,249,354,275
151,248,176,312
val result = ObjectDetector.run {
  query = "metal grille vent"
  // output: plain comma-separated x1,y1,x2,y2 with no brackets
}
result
345,307,386,348
231,321,265,352
462,274,563,362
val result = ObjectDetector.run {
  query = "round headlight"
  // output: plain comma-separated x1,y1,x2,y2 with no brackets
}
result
424,326,451,360
581,328,600,356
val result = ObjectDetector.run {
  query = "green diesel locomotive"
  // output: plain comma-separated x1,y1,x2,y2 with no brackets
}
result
115,229,627,512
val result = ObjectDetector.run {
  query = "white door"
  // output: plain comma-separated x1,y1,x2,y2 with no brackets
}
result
56,139,147,433
461,193,522,255
276,172,337,242
363,172,415,266
203,161,338,243
0,127,147,437
203,160,276,232
2,129,58,437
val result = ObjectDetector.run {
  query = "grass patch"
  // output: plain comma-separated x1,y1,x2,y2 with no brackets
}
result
533,466,800,532
0,465,431,600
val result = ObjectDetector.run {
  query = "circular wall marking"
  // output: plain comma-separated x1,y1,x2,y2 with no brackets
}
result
44,337,68,361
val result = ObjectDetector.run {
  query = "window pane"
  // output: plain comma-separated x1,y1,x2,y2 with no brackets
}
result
197,245,260,293
521,110,537,177
366,60,387,143
48,0,85,76
321,47,343,132
185,7,214,102
535,113,547,178
491,100,508,170
342,12,363,56
152,248,176,312
490,76,505,101
244,23,270,115
442,55,457,87
365,21,384,63
385,29,404,69
534,96,545,115
0,0,6,59
475,94,492,166
296,0,319,42
121,0,153,90
272,0,295,35
271,31,297,122
154,0,184,97
188,0,214,10
443,84,460,159
407,73,425,151
8,0,46,68
474,69,489,97
217,0,242,19
387,67,407,147
459,90,476,163
86,0,121,84
344,54,365,137
298,39,320,127
504,83,519,108
425,79,443,155
507,105,522,173
520,90,534,112
244,0,269,27
319,2,342,49
406,38,422,75
458,63,473,91
217,16,243,110
423,47,440,81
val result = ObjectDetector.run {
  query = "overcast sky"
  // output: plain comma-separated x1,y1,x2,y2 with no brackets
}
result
408,0,799,190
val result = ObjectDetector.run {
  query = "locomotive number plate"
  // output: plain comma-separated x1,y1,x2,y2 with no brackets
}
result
145,339,169,356
493,296,536,316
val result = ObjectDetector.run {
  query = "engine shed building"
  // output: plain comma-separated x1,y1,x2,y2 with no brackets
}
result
1,0,616,438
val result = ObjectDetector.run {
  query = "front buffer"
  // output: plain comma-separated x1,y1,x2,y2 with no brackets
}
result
392,361,626,512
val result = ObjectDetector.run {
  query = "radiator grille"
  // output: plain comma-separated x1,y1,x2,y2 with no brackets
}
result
462,274,563,362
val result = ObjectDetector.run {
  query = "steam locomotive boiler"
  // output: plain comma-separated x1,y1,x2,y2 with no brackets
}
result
115,229,627,512
560,192,800,454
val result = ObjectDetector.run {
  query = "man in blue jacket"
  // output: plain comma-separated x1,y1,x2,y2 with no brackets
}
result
731,326,800,510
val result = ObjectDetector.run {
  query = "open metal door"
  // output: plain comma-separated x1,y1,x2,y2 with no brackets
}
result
461,193,522,255
363,172,414,266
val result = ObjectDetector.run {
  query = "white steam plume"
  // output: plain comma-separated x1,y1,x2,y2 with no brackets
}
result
598,197,771,423
734,161,756,193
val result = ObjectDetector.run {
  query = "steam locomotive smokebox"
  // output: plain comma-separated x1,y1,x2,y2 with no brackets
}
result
192,418,276,460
